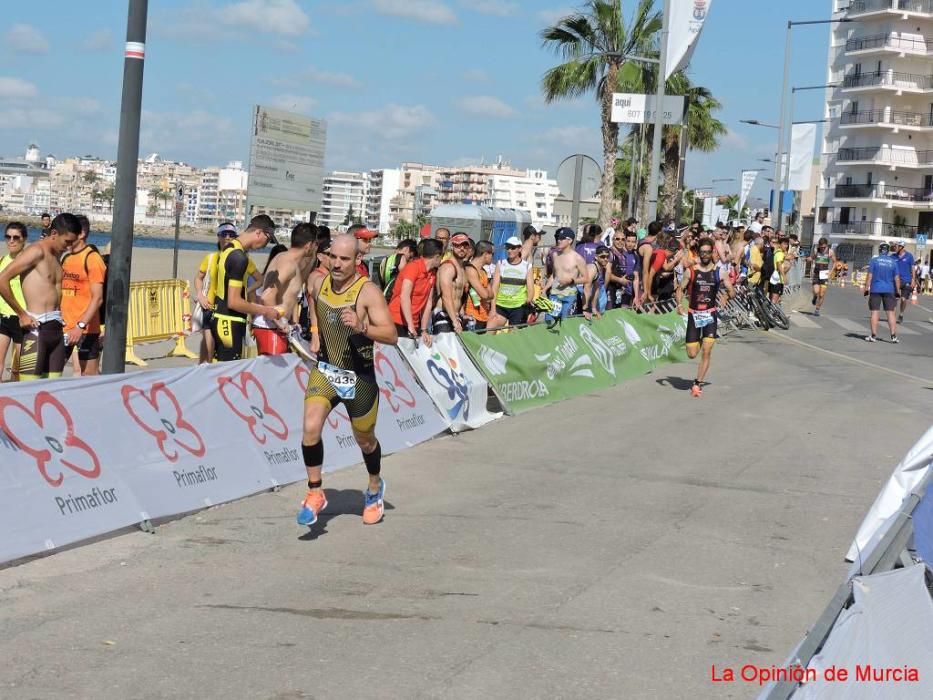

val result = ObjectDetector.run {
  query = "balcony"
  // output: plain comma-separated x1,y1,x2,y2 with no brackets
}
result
828,220,923,238
849,0,933,17
841,71,933,92
845,34,933,54
837,146,933,167
840,109,933,129
835,183,933,202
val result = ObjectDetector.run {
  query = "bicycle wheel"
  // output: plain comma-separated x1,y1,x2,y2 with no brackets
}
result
766,300,790,330
750,293,771,330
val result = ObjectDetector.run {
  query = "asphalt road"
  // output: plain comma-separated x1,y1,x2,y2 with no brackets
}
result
1,289,930,700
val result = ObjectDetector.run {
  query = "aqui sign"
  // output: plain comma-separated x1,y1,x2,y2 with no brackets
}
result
611,93,686,125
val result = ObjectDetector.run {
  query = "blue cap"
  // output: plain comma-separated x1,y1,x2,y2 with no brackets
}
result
555,227,575,241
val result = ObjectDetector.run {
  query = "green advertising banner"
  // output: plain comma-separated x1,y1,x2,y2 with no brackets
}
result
459,310,688,414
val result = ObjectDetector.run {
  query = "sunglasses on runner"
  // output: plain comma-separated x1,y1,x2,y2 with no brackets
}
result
4,235,23,241
699,248,713,254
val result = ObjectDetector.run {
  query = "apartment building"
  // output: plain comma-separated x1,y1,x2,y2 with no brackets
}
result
819,0,933,266
320,171,368,230
487,169,561,229
366,168,401,234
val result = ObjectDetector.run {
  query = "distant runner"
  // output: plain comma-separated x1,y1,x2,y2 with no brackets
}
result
677,238,733,398
299,234,399,527
60,215,107,376
0,213,80,380
808,238,835,317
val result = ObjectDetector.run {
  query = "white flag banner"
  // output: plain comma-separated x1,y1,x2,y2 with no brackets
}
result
737,169,758,218
788,123,817,191
702,196,716,228
665,0,713,80
397,335,502,433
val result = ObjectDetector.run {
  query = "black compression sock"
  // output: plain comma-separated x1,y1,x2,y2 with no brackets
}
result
302,441,323,468
362,441,382,476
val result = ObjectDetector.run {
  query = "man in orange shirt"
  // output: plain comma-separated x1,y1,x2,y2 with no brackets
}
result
388,238,443,345
61,215,106,376
464,239,494,331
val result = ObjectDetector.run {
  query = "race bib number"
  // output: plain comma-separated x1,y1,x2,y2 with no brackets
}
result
692,310,714,329
770,270,782,285
318,361,357,400
819,269,830,281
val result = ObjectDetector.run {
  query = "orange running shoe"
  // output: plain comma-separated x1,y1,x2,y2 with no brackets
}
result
690,383,702,398
296,489,328,526
362,479,385,525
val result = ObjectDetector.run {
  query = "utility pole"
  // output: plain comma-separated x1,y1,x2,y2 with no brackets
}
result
646,0,671,223
102,0,148,375
171,181,183,279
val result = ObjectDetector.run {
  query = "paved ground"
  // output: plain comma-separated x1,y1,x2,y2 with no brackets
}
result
1,288,930,699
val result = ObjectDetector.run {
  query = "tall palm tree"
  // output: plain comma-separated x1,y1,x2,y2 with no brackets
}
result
541,0,660,228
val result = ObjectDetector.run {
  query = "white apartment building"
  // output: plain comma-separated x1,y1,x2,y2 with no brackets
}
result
487,169,560,229
366,169,402,234
819,0,933,266
320,171,368,230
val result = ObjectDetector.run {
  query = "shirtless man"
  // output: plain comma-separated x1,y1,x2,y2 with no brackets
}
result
253,223,317,355
544,227,588,323
0,213,80,380
521,225,541,263
433,231,471,333
299,234,399,527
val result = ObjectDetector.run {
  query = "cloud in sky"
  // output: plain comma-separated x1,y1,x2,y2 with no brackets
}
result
0,77,39,100
219,0,310,36
158,0,310,41
3,24,49,54
329,103,436,140
462,0,519,17
535,7,575,26
301,66,360,88
370,0,457,25
269,94,317,113
456,96,517,119
82,29,114,52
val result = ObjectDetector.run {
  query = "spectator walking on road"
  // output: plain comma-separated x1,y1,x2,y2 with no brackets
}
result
863,242,901,344
891,240,915,323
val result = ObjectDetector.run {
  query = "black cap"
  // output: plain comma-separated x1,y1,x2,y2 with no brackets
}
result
555,227,575,241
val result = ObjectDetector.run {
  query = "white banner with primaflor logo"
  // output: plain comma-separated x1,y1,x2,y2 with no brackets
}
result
0,349,445,565
397,335,502,432
665,0,713,80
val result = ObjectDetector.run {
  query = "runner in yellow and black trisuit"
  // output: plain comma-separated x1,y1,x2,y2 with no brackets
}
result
210,215,281,361
298,234,399,527
677,237,733,398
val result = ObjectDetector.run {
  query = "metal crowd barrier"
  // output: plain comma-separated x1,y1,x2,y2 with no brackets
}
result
126,279,198,367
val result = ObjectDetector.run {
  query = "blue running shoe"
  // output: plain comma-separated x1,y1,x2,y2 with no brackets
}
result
297,490,327,526
362,478,385,525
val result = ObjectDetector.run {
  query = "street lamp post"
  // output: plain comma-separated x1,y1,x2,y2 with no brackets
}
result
102,0,148,375
773,19,851,232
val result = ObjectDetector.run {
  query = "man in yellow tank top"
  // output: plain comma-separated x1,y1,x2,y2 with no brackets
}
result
298,234,399,527
0,222,28,380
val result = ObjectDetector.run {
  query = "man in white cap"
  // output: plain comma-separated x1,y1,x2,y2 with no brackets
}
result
488,236,534,329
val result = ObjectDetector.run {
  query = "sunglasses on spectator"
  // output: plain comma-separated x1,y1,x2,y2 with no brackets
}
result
217,232,237,238
5,235,23,241
452,241,471,248
699,248,713,254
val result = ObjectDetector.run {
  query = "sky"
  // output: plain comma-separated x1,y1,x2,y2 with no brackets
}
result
0,0,832,204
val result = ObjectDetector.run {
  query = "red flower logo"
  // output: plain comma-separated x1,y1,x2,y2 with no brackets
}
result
294,364,310,393
121,382,206,462
217,371,289,444
375,349,416,414
0,392,101,487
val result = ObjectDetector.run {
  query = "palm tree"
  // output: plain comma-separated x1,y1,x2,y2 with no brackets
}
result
541,0,660,228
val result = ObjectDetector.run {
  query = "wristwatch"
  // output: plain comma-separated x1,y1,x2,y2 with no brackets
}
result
77,321,88,331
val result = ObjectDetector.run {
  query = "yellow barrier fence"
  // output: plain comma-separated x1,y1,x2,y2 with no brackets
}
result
126,279,198,367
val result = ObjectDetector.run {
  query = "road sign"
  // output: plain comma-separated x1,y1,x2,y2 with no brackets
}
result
916,233,927,250
247,105,326,216
556,154,602,231
611,93,685,125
